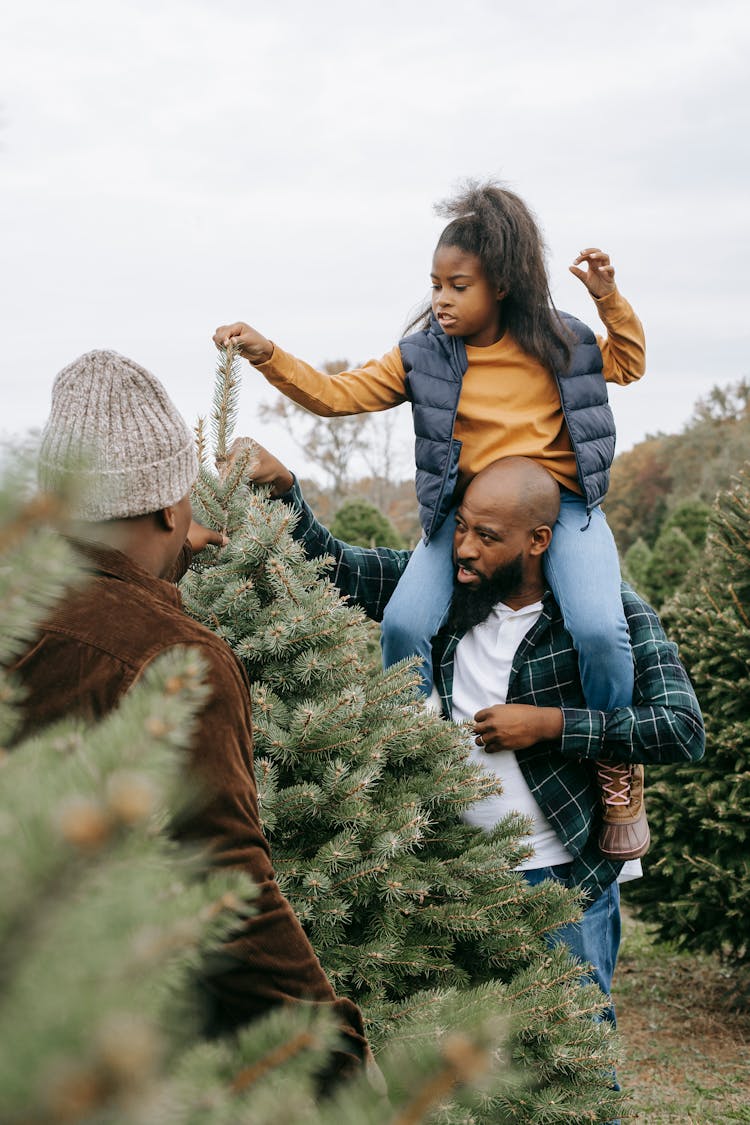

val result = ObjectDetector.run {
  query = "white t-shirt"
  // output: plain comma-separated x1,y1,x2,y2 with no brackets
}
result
449,599,574,870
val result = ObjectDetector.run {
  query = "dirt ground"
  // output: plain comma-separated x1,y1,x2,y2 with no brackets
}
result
614,908,750,1123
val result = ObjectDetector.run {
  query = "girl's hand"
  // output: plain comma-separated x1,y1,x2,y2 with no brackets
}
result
569,248,616,300
213,322,274,365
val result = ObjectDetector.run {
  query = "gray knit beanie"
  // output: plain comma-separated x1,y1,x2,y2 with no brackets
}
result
39,349,198,520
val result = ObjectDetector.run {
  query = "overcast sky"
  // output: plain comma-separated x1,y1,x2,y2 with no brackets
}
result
2,0,749,483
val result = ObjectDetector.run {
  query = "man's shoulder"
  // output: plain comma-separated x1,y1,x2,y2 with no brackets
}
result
519,586,662,653
619,582,670,643
10,567,250,745
45,572,240,675
620,581,660,618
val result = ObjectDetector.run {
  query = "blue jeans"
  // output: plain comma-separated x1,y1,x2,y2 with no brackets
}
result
524,864,621,1124
544,490,633,711
381,505,457,692
380,490,634,709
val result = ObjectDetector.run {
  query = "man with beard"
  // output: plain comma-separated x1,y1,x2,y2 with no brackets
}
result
241,442,704,1045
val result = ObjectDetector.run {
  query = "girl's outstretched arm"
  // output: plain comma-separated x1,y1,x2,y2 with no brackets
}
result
213,321,408,417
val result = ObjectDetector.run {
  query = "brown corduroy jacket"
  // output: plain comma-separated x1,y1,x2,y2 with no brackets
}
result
9,540,366,1074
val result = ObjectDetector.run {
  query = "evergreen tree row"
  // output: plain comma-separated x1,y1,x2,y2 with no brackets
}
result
626,465,750,964
621,498,711,609
605,376,750,555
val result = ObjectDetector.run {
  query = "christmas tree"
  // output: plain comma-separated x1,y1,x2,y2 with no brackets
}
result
330,496,406,549
180,348,625,1124
643,524,697,608
621,537,653,599
627,465,750,962
0,447,542,1125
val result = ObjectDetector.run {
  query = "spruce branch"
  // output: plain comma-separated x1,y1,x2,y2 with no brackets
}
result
194,416,208,467
729,582,750,628
211,344,242,463
389,1033,490,1125
230,1031,317,1094
0,492,64,556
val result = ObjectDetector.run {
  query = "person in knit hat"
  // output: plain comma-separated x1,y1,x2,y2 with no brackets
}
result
11,350,369,1084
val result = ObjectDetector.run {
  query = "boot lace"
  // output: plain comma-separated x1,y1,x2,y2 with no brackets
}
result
596,763,633,807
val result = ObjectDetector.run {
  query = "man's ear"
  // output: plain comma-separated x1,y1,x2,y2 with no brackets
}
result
529,524,552,556
157,506,177,532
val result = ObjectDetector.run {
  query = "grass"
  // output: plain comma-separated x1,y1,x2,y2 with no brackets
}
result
614,902,750,1123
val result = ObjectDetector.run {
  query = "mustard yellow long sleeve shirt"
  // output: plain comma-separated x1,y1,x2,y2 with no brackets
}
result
255,289,645,496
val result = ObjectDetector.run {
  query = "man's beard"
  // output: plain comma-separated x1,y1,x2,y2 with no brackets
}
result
445,553,525,634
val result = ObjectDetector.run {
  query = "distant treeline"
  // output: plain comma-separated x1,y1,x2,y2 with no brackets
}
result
604,378,750,554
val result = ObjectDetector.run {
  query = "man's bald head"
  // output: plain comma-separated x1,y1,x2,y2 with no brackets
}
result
466,457,561,532
447,457,560,630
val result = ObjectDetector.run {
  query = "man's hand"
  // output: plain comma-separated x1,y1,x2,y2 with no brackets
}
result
226,437,294,498
473,704,563,753
187,520,229,554
213,322,274,365
569,248,616,300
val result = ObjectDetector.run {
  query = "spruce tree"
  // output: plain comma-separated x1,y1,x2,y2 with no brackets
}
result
331,497,406,549
180,348,625,1124
644,524,696,608
662,497,711,551
627,465,750,962
621,537,653,599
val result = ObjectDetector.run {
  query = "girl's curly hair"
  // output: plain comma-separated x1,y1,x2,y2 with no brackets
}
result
408,178,573,372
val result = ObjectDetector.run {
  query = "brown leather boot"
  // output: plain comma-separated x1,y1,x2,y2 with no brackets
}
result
597,762,650,861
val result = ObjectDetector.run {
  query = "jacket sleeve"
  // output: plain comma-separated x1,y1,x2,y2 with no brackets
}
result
594,288,646,387
559,587,705,765
277,478,412,623
253,344,408,417
179,643,367,1079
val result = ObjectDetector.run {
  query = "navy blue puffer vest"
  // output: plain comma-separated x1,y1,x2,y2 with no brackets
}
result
399,313,616,541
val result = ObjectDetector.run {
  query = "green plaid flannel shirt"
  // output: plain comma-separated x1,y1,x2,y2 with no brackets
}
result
284,479,705,900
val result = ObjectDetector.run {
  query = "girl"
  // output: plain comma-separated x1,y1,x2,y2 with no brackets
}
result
214,179,648,862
